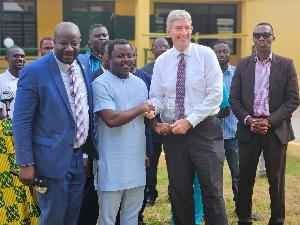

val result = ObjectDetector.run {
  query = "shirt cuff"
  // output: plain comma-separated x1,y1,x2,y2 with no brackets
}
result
83,153,88,159
20,163,34,166
244,115,251,125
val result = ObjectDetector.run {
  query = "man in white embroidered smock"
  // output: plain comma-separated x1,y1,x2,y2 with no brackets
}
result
92,39,170,225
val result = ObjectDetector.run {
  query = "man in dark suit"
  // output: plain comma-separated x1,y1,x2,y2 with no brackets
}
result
229,23,300,225
13,22,98,225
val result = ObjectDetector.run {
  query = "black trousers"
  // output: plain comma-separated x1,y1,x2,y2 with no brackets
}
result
164,116,228,225
77,158,99,225
147,142,163,201
237,128,286,225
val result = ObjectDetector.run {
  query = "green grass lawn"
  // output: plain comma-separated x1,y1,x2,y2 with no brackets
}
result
143,156,300,225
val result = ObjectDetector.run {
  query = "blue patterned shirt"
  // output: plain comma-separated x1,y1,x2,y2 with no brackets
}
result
220,64,238,139
84,48,101,72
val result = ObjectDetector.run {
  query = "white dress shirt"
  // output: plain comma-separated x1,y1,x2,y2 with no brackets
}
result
149,43,223,127
0,69,18,119
53,52,89,148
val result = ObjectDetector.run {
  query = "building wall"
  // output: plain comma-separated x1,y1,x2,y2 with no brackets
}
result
1,0,300,88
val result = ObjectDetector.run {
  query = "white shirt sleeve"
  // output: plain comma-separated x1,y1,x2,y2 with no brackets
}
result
187,49,223,126
149,60,164,115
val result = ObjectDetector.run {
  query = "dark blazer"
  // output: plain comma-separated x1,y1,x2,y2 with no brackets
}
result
90,67,104,82
13,52,98,179
229,53,300,144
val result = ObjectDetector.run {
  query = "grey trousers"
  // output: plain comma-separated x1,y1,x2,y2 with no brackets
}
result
164,115,228,225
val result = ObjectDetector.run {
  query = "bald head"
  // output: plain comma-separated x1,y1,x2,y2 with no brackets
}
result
151,37,169,60
53,22,81,64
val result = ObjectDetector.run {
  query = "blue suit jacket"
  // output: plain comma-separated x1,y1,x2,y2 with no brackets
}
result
12,52,98,179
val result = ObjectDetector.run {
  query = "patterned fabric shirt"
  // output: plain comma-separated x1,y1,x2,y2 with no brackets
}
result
253,52,272,116
84,48,101,72
220,64,238,139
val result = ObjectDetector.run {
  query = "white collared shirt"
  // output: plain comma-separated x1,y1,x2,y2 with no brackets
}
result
53,52,89,148
149,43,223,127
0,69,19,119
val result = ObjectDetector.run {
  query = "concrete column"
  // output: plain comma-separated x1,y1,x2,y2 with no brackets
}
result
135,0,150,68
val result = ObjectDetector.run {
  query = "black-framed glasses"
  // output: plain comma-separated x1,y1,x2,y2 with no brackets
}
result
253,32,273,39
152,45,169,50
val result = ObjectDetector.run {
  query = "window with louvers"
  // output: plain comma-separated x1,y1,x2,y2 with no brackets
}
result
0,0,37,55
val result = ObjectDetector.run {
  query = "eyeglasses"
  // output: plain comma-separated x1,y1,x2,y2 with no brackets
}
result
152,45,169,50
253,32,273,39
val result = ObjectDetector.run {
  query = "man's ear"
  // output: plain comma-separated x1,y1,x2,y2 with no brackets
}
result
88,37,91,44
5,56,8,63
38,48,41,55
99,55,104,63
166,28,171,37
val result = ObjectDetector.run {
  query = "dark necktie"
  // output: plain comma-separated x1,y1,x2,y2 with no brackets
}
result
175,53,186,120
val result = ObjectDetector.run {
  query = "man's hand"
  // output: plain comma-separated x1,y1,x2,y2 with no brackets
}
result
145,156,150,167
156,123,172,135
170,119,192,134
83,158,90,177
142,100,155,119
251,118,269,134
19,165,35,187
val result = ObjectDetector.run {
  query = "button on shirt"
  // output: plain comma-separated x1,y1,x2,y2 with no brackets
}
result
254,52,272,116
149,43,223,127
220,65,238,139
0,69,18,119
53,52,89,148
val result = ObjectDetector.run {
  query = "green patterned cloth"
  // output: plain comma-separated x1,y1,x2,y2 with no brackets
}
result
0,119,40,224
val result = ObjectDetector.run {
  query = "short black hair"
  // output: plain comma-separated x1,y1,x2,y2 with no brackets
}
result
6,46,23,57
99,40,113,56
213,40,229,48
108,39,131,58
255,23,274,33
39,37,53,48
88,24,105,37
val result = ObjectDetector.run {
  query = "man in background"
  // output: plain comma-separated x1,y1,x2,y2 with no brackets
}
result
85,24,109,72
229,23,299,224
39,37,54,57
0,46,25,120
141,37,170,207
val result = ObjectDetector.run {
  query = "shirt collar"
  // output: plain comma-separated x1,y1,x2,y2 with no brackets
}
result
255,51,272,63
101,66,106,72
87,48,98,59
52,51,75,73
5,69,19,80
173,43,192,58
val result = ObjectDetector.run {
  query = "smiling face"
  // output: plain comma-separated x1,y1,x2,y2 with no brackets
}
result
53,23,81,65
88,27,109,53
109,44,134,78
253,25,275,54
166,18,193,52
6,47,25,72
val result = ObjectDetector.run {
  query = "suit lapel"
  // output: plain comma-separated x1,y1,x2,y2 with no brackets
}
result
246,56,256,115
47,53,73,118
269,53,280,97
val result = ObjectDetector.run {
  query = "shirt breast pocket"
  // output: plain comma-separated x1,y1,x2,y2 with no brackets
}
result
188,69,206,91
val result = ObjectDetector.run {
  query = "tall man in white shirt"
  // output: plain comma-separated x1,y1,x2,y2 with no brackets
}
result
149,10,227,225
0,46,25,119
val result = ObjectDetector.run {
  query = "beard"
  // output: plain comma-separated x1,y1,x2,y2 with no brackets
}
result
218,60,229,68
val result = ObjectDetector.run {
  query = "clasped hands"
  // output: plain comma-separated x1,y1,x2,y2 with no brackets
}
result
247,118,270,134
142,100,156,119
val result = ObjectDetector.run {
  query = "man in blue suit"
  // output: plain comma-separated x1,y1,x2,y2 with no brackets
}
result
12,22,98,225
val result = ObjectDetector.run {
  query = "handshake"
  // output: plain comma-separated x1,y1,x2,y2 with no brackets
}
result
142,100,156,119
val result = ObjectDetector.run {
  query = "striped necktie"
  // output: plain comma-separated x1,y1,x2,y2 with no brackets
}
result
175,53,186,120
69,65,85,146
